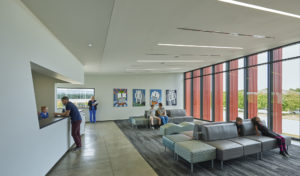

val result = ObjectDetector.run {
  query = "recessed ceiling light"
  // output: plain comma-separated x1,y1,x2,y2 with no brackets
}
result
137,60,204,63
88,43,93,47
218,0,300,19
157,43,243,50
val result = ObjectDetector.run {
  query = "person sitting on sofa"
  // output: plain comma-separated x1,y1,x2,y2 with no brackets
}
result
149,105,161,129
251,116,289,157
157,103,168,125
235,117,244,136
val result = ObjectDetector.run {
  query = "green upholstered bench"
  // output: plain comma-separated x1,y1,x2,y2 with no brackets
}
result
175,140,216,173
160,122,195,136
129,116,148,128
159,123,182,135
179,122,195,131
162,134,192,159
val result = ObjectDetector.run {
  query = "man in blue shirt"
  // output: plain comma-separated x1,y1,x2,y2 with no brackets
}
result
55,96,82,151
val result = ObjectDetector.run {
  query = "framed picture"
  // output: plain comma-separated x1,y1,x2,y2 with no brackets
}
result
113,88,128,107
166,89,177,106
150,89,162,106
133,89,146,107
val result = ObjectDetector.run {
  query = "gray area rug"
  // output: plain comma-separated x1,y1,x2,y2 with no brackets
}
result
115,120,300,176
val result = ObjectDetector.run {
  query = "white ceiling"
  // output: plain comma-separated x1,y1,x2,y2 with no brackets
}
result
22,0,300,74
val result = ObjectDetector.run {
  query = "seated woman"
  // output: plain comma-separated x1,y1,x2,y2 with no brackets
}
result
251,116,289,157
235,117,244,137
39,106,49,119
149,105,161,129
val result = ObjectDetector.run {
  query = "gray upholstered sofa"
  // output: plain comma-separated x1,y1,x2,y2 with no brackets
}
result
145,109,194,125
163,120,292,170
166,109,193,124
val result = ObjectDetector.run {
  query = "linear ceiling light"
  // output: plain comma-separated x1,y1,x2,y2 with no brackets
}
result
218,0,300,19
177,27,274,39
126,68,182,71
157,43,243,49
137,60,204,63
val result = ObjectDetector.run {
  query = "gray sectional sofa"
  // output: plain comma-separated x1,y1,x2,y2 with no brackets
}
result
144,109,194,125
166,109,194,124
163,120,292,171
130,109,194,128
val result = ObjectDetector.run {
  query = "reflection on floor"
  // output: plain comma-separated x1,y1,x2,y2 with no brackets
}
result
47,122,157,176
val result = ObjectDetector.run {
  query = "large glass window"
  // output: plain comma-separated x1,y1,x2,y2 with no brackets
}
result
257,53,268,124
184,42,300,138
275,44,300,139
281,59,300,139
193,70,201,119
56,88,95,109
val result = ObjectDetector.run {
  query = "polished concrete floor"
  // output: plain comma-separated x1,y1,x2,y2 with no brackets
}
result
47,122,157,176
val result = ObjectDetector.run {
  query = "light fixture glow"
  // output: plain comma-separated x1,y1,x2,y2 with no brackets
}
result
88,43,93,47
157,43,243,50
137,60,204,63
126,68,182,71
218,0,300,19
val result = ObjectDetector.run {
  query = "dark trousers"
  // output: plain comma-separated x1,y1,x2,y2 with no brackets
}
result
72,120,82,147
264,131,286,152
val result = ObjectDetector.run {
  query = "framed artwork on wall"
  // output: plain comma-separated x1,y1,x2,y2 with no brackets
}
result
113,88,128,107
150,89,162,106
166,89,177,106
133,89,146,107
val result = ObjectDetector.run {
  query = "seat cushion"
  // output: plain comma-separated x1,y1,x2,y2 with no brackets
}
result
175,140,216,163
163,134,192,151
181,131,194,138
229,137,261,155
205,140,243,161
244,135,277,151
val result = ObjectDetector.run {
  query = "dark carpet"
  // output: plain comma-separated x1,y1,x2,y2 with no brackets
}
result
115,120,300,176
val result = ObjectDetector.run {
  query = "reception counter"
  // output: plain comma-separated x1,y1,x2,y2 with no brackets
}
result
39,111,86,135
39,116,68,129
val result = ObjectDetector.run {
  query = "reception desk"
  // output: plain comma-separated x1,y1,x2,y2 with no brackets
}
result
39,116,67,129
39,112,86,135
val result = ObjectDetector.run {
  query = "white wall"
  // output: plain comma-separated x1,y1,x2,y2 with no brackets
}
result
57,73,184,121
0,0,84,175
32,71,64,114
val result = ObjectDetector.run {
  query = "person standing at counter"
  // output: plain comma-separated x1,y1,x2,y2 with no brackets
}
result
88,96,98,123
54,96,82,151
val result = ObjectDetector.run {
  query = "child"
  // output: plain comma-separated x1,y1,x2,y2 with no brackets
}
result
149,105,161,129
235,117,244,136
39,106,49,119
251,117,289,157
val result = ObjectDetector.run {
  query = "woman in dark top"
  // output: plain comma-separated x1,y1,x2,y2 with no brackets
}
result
88,96,98,123
251,117,289,157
